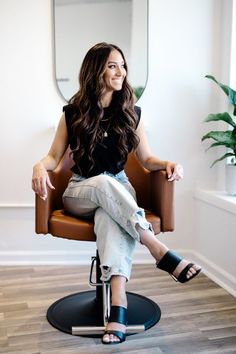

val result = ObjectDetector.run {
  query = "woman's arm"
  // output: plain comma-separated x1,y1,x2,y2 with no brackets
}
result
32,114,69,200
135,118,183,181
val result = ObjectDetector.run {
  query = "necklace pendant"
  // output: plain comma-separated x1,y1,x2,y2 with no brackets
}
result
104,131,108,137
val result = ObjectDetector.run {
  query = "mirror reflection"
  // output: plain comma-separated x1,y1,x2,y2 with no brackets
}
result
53,0,148,102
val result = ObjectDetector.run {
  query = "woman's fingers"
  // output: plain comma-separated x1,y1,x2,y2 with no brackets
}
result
46,175,55,190
167,163,184,181
32,172,55,200
32,176,47,199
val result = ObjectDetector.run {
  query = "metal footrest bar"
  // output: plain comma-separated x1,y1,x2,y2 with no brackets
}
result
72,324,145,336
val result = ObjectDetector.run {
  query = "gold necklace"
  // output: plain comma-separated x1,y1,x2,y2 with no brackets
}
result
100,118,112,137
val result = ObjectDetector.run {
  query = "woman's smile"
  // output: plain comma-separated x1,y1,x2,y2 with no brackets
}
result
103,49,126,92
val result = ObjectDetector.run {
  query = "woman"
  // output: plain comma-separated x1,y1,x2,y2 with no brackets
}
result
32,42,201,345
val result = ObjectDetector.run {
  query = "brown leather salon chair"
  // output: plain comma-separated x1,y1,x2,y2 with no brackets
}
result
35,149,174,337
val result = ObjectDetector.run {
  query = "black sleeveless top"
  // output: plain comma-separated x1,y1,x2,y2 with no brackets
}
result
63,104,141,177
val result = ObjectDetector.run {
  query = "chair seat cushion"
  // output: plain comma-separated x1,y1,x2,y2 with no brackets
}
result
49,209,161,241
49,210,96,241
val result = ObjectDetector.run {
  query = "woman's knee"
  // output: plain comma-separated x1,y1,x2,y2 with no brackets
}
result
63,196,97,217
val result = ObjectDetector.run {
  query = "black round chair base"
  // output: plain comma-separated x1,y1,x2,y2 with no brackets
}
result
47,290,161,337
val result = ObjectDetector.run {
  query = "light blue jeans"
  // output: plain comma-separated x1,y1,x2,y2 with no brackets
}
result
62,170,152,281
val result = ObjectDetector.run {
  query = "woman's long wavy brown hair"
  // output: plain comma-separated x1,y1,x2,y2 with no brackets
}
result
69,42,140,174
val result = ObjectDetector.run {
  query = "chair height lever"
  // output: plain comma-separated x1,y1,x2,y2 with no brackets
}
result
89,256,103,286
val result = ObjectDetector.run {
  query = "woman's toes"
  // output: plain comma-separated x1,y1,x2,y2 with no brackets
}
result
102,334,113,343
110,334,119,342
187,268,195,278
173,260,201,280
102,333,120,343
187,264,201,278
102,334,109,343
102,321,126,343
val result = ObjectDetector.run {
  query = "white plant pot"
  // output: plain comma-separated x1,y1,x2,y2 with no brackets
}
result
226,164,236,196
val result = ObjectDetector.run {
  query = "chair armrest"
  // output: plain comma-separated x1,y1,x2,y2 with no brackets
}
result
150,170,175,232
35,171,57,234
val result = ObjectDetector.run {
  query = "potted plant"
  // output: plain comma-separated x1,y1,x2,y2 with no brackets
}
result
202,75,236,195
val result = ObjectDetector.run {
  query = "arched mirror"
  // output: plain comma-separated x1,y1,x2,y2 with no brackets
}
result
53,0,148,102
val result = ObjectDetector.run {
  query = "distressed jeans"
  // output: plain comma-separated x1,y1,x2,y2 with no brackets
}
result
62,170,152,281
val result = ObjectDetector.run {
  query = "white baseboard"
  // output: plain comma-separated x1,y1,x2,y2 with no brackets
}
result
0,249,152,266
0,250,93,265
0,249,235,297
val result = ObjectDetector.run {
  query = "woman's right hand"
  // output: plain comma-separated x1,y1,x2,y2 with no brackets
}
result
32,162,55,200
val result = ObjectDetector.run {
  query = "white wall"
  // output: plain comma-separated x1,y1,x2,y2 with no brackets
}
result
129,0,148,87
143,0,224,248
0,0,235,295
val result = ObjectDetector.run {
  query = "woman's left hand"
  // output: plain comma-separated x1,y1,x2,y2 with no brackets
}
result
166,162,184,181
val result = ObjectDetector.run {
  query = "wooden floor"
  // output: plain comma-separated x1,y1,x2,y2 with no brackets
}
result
0,264,236,354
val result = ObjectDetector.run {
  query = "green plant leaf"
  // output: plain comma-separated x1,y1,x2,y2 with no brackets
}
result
133,86,144,101
205,75,236,107
203,75,236,166
211,152,235,167
205,141,231,151
204,112,236,128
205,75,229,95
229,88,236,108
201,130,236,145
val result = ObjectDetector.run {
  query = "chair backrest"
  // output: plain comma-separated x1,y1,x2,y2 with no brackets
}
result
52,149,151,210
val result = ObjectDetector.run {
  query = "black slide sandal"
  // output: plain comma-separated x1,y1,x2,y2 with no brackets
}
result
156,250,201,283
102,305,127,345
